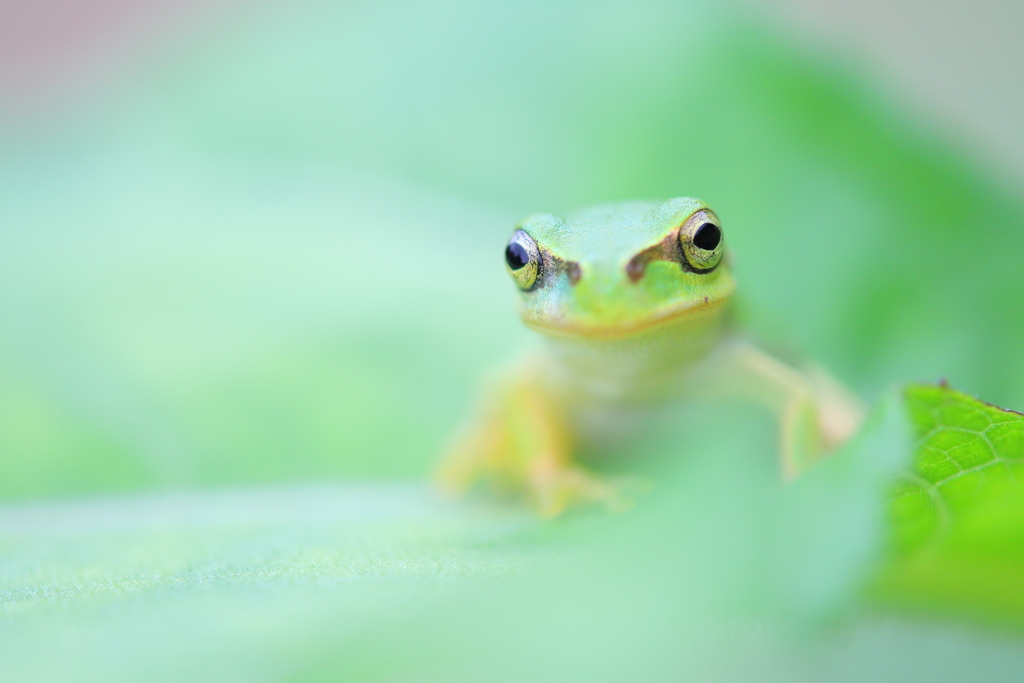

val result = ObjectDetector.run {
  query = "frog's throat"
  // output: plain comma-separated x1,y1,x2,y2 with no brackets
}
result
522,296,729,340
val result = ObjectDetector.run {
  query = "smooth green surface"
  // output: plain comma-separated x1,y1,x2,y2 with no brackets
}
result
2,391,1024,681
0,485,538,681
0,398,913,682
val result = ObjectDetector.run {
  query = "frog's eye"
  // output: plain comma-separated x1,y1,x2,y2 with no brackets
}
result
505,229,541,290
679,210,724,272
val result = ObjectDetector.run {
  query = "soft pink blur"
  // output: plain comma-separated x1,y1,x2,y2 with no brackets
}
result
0,0,245,113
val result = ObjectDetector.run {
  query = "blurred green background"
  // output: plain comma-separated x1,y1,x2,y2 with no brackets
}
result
2,0,1024,680
3,0,1022,500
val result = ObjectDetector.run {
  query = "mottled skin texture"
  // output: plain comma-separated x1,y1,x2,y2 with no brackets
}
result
438,198,862,516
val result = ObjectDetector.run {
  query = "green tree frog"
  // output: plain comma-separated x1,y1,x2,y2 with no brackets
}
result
438,198,862,516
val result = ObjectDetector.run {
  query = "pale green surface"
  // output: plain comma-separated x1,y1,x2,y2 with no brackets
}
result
0,484,538,681
0,398,914,682
0,164,524,497
4,397,1024,681
2,0,1024,679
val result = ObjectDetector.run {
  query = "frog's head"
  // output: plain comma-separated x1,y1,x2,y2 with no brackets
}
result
504,197,736,338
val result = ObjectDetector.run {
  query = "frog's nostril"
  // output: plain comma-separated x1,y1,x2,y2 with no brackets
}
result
566,262,582,285
625,257,646,283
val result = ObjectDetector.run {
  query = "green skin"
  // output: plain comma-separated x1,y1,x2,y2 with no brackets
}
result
439,198,861,516
517,197,734,337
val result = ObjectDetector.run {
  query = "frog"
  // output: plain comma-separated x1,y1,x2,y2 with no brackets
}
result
437,197,863,516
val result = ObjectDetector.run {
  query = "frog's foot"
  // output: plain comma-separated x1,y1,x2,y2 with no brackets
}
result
528,462,635,518
723,340,864,480
780,390,824,480
435,418,506,496
437,356,641,516
805,365,864,450
779,367,865,479
437,419,630,517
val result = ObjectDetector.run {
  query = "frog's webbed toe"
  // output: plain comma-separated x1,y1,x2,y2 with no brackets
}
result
436,357,629,516
435,415,508,495
716,339,864,479
528,463,634,517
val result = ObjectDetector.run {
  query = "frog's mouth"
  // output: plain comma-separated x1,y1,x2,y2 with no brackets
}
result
521,295,729,340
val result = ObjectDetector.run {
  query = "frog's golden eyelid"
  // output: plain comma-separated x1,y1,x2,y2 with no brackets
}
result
679,210,724,273
505,230,540,290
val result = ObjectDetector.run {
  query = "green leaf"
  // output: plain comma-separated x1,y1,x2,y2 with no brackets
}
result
875,384,1024,623
0,399,927,683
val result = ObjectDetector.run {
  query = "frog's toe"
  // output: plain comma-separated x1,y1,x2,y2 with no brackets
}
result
435,429,498,495
529,465,634,517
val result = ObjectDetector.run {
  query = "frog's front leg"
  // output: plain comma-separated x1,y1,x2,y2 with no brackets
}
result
718,340,864,479
436,357,628,517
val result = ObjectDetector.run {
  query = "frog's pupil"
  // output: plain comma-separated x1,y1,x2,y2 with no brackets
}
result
505,241,531,271
693,223,721,251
